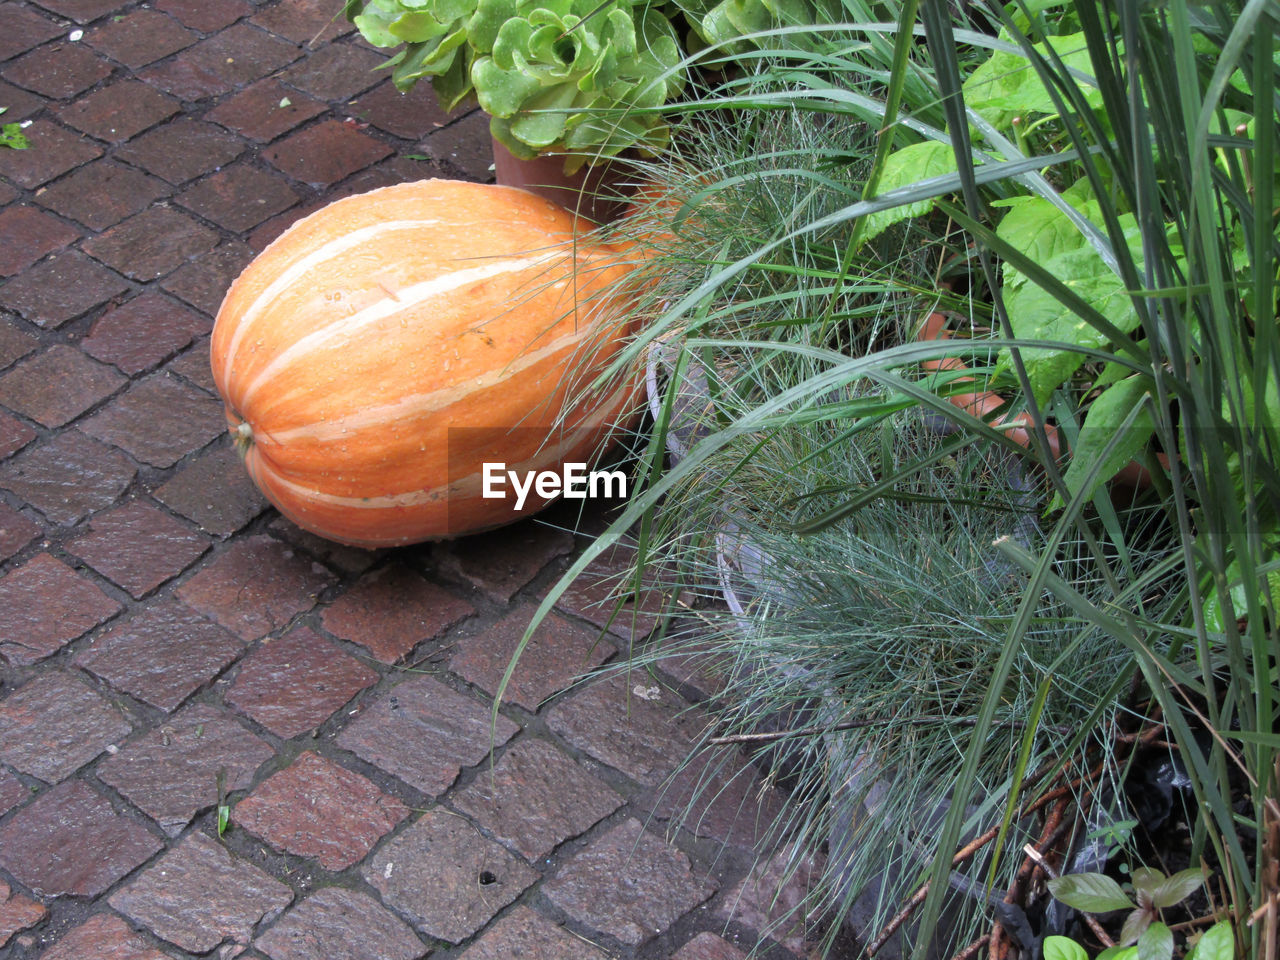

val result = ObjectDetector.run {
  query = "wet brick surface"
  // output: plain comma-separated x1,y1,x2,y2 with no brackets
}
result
0,5,805,957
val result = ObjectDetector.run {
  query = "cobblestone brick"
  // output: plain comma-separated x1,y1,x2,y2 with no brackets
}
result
0,318,37,370
97,702,272,835
36,160,170,231
109,832,293,954
0,767,28,817
436,520,573,603
255,887,424,960
233,751,408,870
82,205,219,280
82,371,225,466
2,41,113,99
547,674,704,786
0,669,130,780
337,674,518,796
154,443,271,537
82,291,210,374
178,537,337,641
451,738,624,861
178,164,301,232
263,119,392,188
349,80,452,140
66,500,209,598
0,780,161,898
0,411,36,462
206,78,327,143
0,881,46,949
76,597,247,711
423,109,496,182
321,563,474,664
364,808,538,943
161,240,255,316
0,120,102,188
639,748,785,850
0,205,79,277
280,43,385,101
251,0,355,45
0,6,63,63
450,602,614,711
0,502,40,562
225,625,375,738
0,345,125,427
140,24,299,101
39,913,172,960
715,844,824,957
0,79,45,122
115,118,246,185
0,249,130,329
0,431,136,526
543,818,718,947
557,543,668,640
30,0,131,25
268,516,379,575
85,9,196,68
167,337,219,392
57,78,181,141
673,932,749,960
457,905,610,960
0,554,122,667
154,0,251,33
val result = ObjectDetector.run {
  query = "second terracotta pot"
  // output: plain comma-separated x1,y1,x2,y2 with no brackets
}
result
490,137,636,224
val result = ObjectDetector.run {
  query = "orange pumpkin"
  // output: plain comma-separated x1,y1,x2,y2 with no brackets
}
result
211,179,641,547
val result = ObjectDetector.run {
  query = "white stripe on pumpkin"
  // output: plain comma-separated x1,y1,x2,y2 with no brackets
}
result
237,252,572,409
261,326,596,445
219,219,441,389
254,377,637,510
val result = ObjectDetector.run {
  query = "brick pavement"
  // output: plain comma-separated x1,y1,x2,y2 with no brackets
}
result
0,2,820,958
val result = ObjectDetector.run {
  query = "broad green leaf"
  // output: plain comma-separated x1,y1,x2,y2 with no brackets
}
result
857,141,958,244
1048,872,1135,913
1150,868,1204,909
1186,921,1235,960
1044,936,1089,960
1137,922,1174,960
995,198,1143,402
1053,375,1154,508
1098,949,1138,960
1204,564,1280,633
962,31,1104,128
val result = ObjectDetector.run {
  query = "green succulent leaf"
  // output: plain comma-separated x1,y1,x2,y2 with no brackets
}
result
1047,872,1136,914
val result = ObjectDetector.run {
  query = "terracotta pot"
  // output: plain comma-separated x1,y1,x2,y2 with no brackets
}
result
916,311,1169,492
490,136,636,224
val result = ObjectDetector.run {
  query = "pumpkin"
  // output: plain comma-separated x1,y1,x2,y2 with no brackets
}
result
210,179,641,548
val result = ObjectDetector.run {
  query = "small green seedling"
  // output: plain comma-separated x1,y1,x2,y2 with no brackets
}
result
1046,867,1233,960
215,767,230,837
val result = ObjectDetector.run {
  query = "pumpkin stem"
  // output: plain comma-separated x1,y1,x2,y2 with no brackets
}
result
233,420,253,457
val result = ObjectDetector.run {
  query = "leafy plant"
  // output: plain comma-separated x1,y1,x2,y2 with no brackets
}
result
1048,867,1204,947
344,0,843,167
